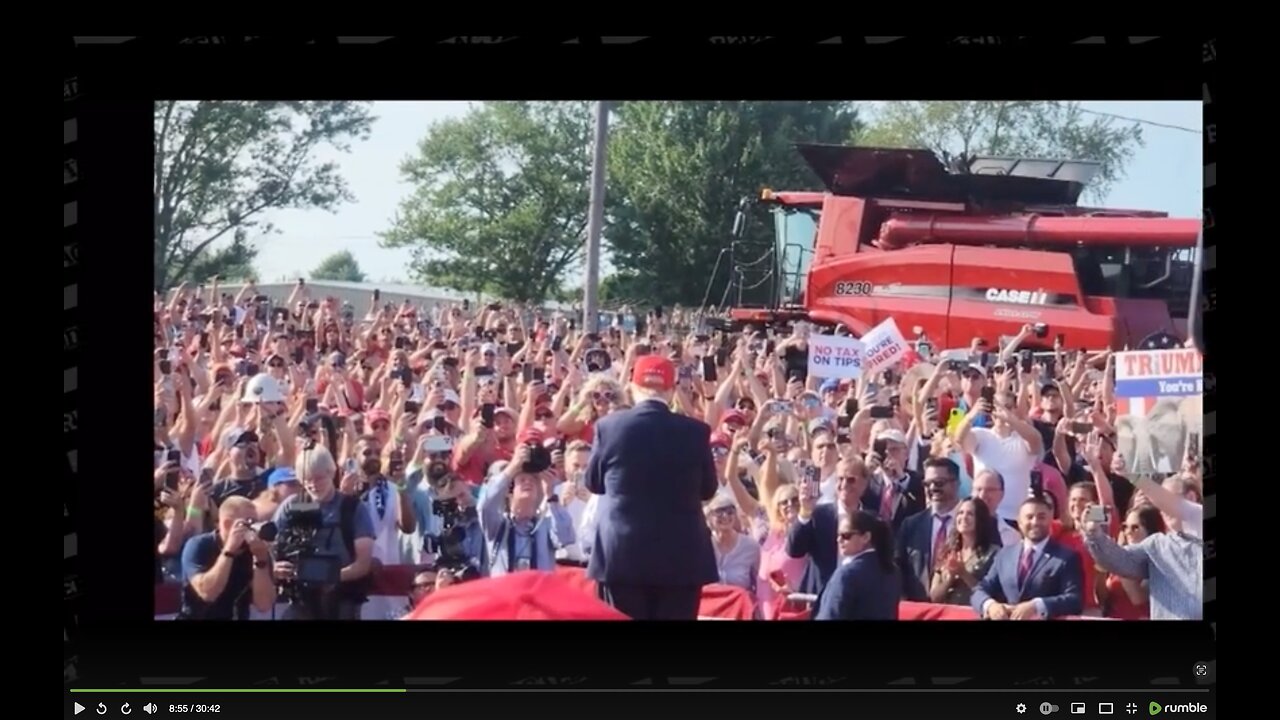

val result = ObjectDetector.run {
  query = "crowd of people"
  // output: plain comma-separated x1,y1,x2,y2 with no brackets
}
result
153,278,1205,621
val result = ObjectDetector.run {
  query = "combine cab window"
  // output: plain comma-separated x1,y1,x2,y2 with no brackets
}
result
775,208,820,306
1072,245,1196,318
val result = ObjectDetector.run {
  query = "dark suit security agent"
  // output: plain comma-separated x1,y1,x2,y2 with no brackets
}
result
585,354,719,620
814,511,901,620
972,495,1084,620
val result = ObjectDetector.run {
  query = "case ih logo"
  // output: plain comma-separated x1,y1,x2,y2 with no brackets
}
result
985,288,1049,305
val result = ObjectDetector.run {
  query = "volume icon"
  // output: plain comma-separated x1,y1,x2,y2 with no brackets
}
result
143,704,158,715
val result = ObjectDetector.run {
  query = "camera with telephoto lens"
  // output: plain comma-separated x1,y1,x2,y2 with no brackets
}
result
428,497,481,582
521,443,553,475
272,502,341,602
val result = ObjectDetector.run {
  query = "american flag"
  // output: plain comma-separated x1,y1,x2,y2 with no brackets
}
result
1116,396,1157,417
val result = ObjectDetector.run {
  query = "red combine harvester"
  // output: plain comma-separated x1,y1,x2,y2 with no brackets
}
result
724,144,1200,350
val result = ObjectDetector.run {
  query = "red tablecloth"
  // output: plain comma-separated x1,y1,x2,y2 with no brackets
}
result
155,566,1111,620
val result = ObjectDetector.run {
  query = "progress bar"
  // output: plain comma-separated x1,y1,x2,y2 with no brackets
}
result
70,688,1210,693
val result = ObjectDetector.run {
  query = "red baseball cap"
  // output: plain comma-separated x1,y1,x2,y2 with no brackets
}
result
632,355,675,391
709,432,733,449
517,427,545,445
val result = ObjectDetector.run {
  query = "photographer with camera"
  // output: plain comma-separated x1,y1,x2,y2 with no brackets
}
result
408,432,486,580
478,428,575,576
270,445,377,620
177,496,276,620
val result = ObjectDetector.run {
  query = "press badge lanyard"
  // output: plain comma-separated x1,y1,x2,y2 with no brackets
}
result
504,517,538,572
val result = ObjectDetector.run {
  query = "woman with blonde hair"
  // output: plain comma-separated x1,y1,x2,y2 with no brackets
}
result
556,374,624,444
718,431,805,619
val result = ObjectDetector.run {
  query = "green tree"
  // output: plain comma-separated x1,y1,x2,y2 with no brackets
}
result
310,250,367,282
380,101,593,304
605,101,863,307
860,101,1143,201
154,100,375,290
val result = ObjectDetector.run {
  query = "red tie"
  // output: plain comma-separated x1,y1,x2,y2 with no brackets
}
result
1017,546,1035,588
880,480,895,521
932,516,950,569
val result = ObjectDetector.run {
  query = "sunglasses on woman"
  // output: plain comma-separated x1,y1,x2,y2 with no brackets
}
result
777,497,800,508
838,531,861,541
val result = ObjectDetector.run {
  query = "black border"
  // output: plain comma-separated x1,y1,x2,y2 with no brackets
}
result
65,36,1215,691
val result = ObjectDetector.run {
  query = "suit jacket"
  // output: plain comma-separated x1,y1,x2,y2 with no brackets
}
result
786,503,839,596
585,400,720,587
873,472,925,533
895,508,942,602
970,539,1084,619
814,550,901,620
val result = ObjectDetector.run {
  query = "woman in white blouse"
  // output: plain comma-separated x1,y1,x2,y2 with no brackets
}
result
705,494,761,594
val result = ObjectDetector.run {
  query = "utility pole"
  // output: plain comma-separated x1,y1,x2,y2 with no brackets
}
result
583,101,609,333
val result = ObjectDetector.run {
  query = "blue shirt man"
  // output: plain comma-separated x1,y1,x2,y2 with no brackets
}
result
478,437,574,576
272,488,377,620
406,467,487,576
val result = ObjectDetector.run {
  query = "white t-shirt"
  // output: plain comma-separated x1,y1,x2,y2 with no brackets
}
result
970,428,1036,521
552,482,593,562
181,445,203,481
817,471,840,506
362,483,403,566
1179,498,1203,539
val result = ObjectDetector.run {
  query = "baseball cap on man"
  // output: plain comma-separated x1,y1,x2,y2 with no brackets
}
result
517,427,545,445
875,429,908,446
267,467,299,488
631,355,675,391
222,428,259,449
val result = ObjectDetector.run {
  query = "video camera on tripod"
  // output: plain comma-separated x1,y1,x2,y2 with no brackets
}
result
272,501,342,594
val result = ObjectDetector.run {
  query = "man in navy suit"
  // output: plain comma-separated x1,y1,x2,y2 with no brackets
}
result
972,495,1083,620
896,457,962,601
868,430,925,533
585,355,719,620
788,457,871,596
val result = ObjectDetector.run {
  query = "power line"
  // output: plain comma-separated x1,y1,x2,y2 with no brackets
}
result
1077,107,1201,135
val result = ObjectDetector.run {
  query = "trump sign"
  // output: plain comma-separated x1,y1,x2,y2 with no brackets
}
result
1115,348,1203,398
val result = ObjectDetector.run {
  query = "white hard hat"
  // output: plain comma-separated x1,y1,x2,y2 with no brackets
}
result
242,373,286,404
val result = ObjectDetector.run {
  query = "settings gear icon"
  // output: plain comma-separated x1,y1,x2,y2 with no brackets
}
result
1016,703,1027,714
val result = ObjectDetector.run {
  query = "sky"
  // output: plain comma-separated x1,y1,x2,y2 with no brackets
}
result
252,100,1203,284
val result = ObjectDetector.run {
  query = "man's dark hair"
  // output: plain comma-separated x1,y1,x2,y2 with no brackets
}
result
924,456,959,480
1020,494,1053,513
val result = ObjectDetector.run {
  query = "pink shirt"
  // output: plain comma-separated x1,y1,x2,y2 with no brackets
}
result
757,528,807,620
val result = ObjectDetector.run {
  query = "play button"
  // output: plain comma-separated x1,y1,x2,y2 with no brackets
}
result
74,703,85,715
